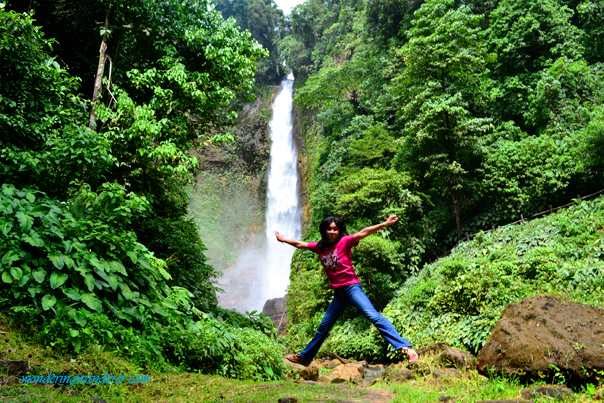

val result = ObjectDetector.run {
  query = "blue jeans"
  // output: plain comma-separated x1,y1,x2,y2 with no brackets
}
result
299,283,412,363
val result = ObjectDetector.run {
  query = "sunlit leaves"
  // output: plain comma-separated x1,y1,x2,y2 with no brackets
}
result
9,267,22,281
22,230,44,247
50,272,68,289
15,211,34,233
81,293,100,311
41,294,57,310
32,269,46,283
1,272,12,284
2,250,20,265
48,253,65,270
62,288,81,301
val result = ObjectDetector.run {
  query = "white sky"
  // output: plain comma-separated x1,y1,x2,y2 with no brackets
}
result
273,0,306,14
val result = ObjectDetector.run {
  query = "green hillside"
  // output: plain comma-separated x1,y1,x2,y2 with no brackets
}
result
285,195,604,361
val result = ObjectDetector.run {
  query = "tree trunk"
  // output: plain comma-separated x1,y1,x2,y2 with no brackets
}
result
89,1,112,130
452,190,462,241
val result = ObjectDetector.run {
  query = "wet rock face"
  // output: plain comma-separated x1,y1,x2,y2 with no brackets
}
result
261,297,287,335
477,294,604,384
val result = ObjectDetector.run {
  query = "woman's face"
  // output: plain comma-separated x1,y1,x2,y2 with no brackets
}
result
326,222,340,240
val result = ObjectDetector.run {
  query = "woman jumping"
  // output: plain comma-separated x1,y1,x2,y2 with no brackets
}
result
275,215,418,367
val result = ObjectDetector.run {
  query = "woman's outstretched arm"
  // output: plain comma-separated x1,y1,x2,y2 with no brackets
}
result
275,231,311,250
353,215,399,242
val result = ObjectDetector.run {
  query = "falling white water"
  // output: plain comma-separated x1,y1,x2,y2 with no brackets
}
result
215,74,301,313
263,74,302,303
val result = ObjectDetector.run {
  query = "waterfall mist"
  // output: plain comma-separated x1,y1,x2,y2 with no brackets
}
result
214,75,302,313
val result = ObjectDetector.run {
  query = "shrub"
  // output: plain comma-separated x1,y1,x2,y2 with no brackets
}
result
158,319,285,380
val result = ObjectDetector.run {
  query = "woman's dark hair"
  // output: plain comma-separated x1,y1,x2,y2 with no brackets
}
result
316,217,347,252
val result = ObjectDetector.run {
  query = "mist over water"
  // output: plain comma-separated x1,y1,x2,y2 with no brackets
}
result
217,75,302,313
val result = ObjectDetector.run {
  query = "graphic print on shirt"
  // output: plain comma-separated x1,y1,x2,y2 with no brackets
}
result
319,248,339,272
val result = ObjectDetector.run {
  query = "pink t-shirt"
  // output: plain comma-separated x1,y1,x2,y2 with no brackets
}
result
307,234,360,289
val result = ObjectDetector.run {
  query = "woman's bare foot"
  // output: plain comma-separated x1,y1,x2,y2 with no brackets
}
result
400,347,418,365
286,353,310,367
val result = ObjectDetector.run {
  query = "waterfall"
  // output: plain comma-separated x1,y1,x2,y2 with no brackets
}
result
263,74,302,303
213,74,301,313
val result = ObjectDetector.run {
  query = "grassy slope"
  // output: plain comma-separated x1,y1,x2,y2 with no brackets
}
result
381,194,604,356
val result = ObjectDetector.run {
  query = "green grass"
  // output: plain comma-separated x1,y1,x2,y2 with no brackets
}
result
2,316,601,403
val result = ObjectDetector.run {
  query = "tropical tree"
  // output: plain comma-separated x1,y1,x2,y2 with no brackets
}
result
486,0,585,128
390,0,492,240
0,0,267,343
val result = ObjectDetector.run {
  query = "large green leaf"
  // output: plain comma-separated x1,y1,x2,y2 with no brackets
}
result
0,217,12,236
28,285,41,297
89,256,105,272
94,268,118,291
126,250,138,263
62,288,81,301
50,271,68,289
10,267,22,281
82,272,95,292
81,293,100,311
71,337,82,352
2,250,20,265
120,284,134,301
63,255,75,269
151,303,168,317
106,274,118,291
17,274,30,287
162,299,179,310
108,260,127,276
139,256,161,278
41,294,57,311
32,269,46,283
22,230,44,247
2,185,16,197
28,205,50,217
1,272,13,283
48,253,65,270
15,211,34,233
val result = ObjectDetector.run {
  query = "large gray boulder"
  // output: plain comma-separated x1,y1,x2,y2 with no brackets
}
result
261,297,287,335
477,295,604,385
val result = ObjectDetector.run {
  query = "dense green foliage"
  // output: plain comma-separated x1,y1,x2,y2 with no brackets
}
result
214,0,288,85
285,195,604,361
283,0,604,358
0,3,286,379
